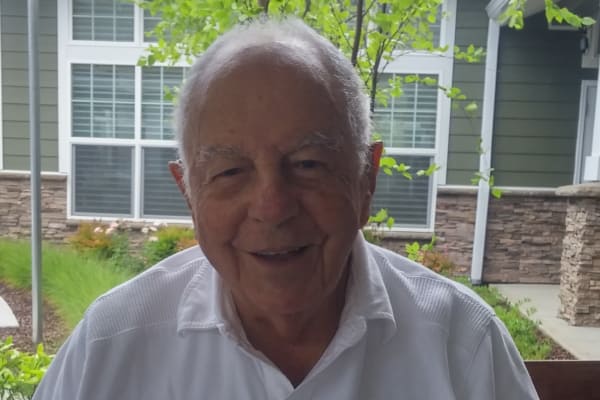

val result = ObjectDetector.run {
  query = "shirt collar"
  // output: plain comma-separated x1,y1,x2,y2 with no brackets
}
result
177,232,397,342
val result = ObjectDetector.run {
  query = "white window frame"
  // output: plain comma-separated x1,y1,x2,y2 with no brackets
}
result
58,0,190,223
574,80,596,184
0,6,3,170
582,9,600,69
375,0,456,232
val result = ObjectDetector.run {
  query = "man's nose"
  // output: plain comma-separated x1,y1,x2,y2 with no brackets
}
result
248,170,299,226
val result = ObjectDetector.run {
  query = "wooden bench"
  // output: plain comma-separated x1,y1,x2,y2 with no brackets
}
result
525,360,600,400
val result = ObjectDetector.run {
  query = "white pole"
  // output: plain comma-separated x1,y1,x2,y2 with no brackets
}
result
28,0,42,344
471,19,501,285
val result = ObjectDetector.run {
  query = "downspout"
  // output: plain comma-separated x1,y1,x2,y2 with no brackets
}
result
470,18,501,285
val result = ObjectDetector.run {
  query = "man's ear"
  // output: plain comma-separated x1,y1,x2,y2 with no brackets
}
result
168,160,193,210
368,141,383,194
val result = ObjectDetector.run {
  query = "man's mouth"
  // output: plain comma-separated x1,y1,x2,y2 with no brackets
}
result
251,245,309,260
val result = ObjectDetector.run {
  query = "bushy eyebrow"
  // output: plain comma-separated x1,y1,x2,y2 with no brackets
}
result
193,145,244,166
290,131,342,153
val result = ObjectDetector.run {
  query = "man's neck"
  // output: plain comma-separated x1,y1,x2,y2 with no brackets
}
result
233,270,349,387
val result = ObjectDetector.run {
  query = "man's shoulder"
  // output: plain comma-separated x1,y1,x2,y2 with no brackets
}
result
367,243,495,333
82,246,211,341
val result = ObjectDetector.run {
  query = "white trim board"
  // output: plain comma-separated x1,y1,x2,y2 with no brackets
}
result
574,80,596,184
0,2,4,170
471,19,501,285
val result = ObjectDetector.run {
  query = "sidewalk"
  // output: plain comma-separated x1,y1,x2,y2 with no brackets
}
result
0,295,19,328
492,284,600,360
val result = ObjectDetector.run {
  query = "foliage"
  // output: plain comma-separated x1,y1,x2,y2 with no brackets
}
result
135,0,592,220
0,337,53,399
68,221,118,259
500,0,595,30
137,0,472,182
405,235,436,263
454,277,551,360
0,239,133,330
143,225,197,266
68,222,145,274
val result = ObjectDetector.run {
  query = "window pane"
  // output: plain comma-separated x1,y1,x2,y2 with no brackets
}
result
73,145,133,216
371,155,433,228
143,9,162,43
72,0,133,41
73,17,92,40
72,64,134,139
374,73,438,149
142,147,190,217
141,67,185,140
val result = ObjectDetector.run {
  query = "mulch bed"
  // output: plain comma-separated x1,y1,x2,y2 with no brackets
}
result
0,282,67,354
0,280,577,359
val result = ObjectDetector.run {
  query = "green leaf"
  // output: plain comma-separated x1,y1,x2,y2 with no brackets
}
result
464,102,478,113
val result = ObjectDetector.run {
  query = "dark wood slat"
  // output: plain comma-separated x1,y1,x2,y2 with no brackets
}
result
525,360,600,400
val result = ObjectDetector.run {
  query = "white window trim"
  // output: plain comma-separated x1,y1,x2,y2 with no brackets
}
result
582,8,600,69
377,0,456,232
58,1,190,222
574,80,596,184
0,6,4,170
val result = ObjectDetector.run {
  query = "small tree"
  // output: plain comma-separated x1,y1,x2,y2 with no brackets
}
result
135,0,593,226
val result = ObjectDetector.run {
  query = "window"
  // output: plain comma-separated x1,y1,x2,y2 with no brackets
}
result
72,0,134,41
142,9,162,43
368,0,455,231
59,1,455,225
68,64,188,218
60,1,189,220
372,74,438,229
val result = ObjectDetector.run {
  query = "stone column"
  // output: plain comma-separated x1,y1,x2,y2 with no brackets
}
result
556,183,600,326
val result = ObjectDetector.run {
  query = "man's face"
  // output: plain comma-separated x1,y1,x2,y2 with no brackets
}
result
184,54,375,317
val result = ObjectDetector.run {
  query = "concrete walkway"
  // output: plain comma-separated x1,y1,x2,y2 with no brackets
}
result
0,295,19,328
492,284,600,360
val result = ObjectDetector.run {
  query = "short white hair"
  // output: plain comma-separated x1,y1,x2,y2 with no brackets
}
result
175,17,372,189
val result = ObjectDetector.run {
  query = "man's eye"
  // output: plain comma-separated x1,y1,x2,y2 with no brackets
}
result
295,160,321,169
217,167,243,178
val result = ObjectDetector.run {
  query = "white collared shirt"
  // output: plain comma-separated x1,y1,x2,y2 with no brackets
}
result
34,234,538,399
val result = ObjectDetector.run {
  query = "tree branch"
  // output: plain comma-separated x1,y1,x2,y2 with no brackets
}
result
302,0,311,18
351,0,365,66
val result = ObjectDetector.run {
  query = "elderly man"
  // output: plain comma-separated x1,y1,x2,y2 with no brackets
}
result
34,18,538,399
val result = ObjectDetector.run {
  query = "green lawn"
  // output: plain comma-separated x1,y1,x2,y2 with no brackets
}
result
0,239,134,330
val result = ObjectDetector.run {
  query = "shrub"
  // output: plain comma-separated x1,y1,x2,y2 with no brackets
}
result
68,222,144,274
143,226,196,266
0,337,53,399
68,221,116,259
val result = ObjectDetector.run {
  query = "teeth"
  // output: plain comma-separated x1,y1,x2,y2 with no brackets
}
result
256,247,302,256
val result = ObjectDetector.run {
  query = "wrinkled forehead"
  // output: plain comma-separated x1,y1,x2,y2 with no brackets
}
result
192,40,337,114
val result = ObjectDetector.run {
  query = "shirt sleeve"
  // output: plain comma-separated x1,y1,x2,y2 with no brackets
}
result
33,319,88,400
461,316,540,400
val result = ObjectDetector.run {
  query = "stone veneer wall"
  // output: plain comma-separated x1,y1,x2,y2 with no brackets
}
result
381,187,566,283
0,172,568,284
557,183,600,327
0,171,72,242
483,189,566,283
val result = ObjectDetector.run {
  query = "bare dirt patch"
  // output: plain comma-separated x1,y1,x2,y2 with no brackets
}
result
0,282,67,354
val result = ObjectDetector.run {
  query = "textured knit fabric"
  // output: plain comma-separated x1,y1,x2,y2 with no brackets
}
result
33,234,539,399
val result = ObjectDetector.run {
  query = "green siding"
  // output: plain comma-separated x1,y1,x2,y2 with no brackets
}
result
447,0,487,185
1,0,58,171
492,12,592,187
